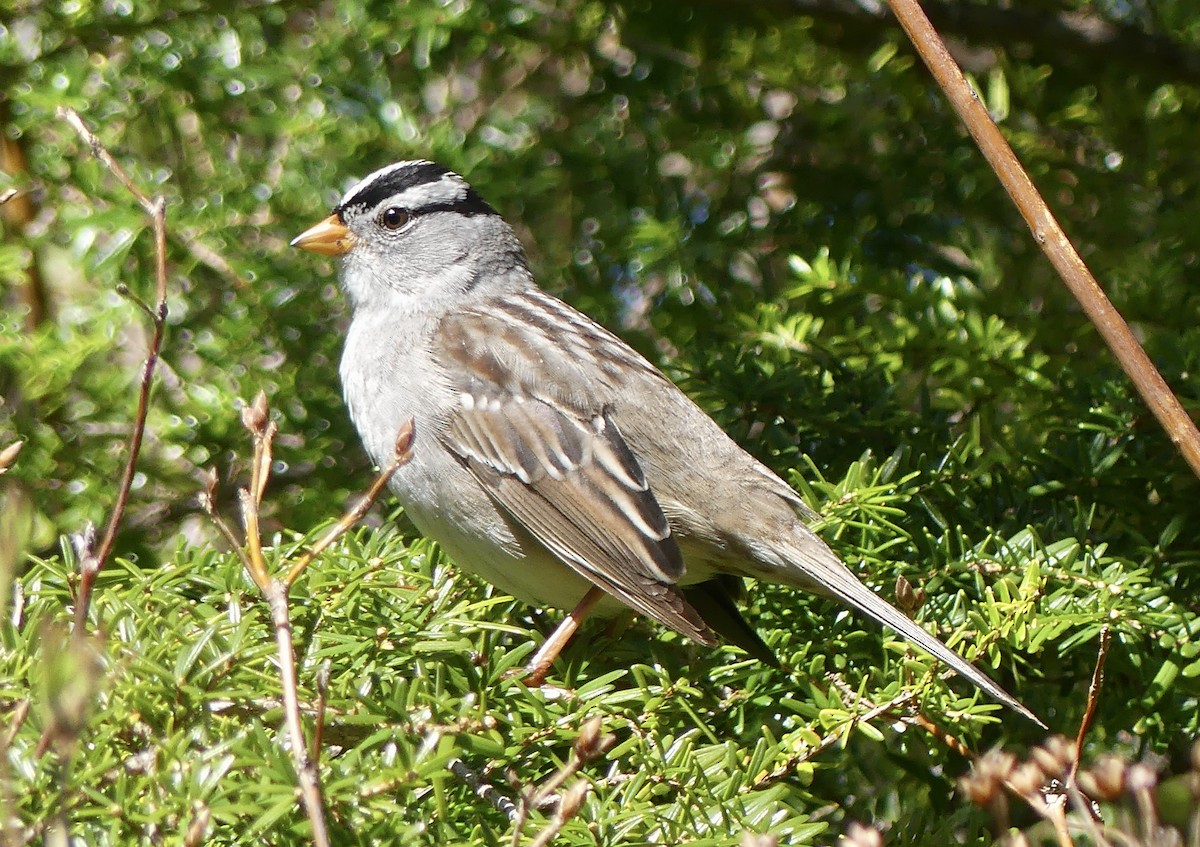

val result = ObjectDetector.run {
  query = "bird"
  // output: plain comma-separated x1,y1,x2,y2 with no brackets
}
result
291,159,1041,726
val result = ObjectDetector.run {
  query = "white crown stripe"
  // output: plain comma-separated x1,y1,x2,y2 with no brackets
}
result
338,160,435,207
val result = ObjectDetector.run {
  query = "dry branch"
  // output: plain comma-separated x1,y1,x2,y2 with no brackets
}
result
884,0,1200,481
202,395,416,847
56,107,171,635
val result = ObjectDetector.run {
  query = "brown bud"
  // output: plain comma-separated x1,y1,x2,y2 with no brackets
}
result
241,391,269,434
959,749,1017,807
394,417,416,459
894,575,925,613
983,749,1018,781
841,822,882,847
199,466,220,511
557,780,589,820
1126,762,1158,794
575,715,603,759
1007,761,1045,798
958,770,995,806
0,439,23,473
741,834,778,847
1031,735,1075,779
1076,755,1126,801
184,803,211,847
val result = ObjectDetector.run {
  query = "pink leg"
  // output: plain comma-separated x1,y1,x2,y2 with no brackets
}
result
522,586,606,687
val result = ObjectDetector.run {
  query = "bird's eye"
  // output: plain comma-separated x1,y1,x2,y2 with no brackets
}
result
380,207,409,230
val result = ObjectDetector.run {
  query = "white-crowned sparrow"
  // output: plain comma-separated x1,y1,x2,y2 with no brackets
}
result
292,160,1040,726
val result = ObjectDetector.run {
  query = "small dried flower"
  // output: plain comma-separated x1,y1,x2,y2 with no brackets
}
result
841,822,883,847
1031,735,1075,779
1126,762,1158,794
1008,761,1046,798
740,834,777,847
1076,755,1126,801
960,749,1016,806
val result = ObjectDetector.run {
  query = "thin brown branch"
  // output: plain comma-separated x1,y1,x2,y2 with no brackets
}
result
743,0,1200,87
199,469,255,573
114,283,157,322
884,0,1200,481
527,781,588,847
194,404,422,845
2,700,30,751
266,579,332,847
57,108,161,219
312,660,330,767
908,709,975,759
238,395,276,592
57,107,171,635
511,716,610,847
1070,624,1111,783
238,489,271,592
284,419,415,587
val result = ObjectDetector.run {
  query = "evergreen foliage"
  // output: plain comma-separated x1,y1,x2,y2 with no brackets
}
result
2,1,1199,843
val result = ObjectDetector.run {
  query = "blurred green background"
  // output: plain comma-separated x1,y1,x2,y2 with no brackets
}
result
3,1,1200,844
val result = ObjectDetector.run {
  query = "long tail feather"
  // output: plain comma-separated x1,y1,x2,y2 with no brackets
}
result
784,540,1045,727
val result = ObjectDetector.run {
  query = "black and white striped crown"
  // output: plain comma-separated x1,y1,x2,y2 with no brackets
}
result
335,160,497,219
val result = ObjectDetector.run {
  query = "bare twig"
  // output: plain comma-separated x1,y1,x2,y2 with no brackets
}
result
56,107,171,635
1070,624,1111,783
198,468,255,573
57,108,164,220
312,660,331,767
511,716,612,847
284,419,415,587
2,700,30,751
907,709,975,759
238,392,276,591
740,0,1200,87
527,781,589,847
266,578,331,847
885,0,1200,481
199,398,418,847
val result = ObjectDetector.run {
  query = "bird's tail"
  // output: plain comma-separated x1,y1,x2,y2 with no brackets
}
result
783,538,1045,728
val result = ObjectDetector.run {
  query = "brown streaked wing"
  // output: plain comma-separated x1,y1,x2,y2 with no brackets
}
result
437,359,714,645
